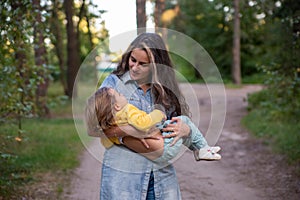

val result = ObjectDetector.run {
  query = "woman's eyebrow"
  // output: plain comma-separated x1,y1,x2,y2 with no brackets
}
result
130,55,149,65
130,55,136,60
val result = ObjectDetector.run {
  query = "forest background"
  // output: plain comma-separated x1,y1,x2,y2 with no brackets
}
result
0,0,299,198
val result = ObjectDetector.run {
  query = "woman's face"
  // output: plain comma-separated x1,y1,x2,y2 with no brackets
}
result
128,48,151,84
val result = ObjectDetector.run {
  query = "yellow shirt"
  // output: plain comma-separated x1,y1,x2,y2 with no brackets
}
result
101,104,165,148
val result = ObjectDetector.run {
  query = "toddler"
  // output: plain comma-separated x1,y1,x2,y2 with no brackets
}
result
85,87,221,162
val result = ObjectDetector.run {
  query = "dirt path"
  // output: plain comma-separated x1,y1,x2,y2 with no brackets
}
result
63,84,300,200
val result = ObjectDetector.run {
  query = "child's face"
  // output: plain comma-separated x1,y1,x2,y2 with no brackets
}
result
109,89,128,110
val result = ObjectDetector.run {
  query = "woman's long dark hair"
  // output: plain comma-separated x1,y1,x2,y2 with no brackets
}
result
113,33,190,118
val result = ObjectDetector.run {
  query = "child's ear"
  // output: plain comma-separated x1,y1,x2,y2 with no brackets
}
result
114,103,122,111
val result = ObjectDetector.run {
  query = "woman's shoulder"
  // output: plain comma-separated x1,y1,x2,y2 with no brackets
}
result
100,74,120,88
105,73,119,80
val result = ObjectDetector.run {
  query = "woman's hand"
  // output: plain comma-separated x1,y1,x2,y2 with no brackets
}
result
138,136,161,149
161,117,191,146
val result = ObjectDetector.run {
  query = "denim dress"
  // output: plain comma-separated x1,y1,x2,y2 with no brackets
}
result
99,73,182,200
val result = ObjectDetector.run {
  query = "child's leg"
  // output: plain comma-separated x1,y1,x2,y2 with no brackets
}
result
178,115,208,150
153,131,183,163
177,116,221,161
123,116,220,163
152,117,210,163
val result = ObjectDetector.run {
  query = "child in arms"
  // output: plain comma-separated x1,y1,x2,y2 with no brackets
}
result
85,87,221,162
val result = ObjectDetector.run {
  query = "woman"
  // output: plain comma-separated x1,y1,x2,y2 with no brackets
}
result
98,32,191,200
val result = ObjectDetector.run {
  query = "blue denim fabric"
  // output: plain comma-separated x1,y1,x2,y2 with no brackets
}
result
146,172,155,200
154,115,208,163
99,73,182,200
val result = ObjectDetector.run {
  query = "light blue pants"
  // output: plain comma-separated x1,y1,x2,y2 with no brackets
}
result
154,115,208,163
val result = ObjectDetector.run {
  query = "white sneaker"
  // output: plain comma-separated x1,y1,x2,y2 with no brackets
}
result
210,146,221,153
193,146,222,161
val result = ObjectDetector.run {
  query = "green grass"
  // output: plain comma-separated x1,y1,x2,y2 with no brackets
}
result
0,118,84,198
47,81,72,116
242,73,267,84
0,81,86,198
224,83,244,89
17,119,82,170
242,109,300,164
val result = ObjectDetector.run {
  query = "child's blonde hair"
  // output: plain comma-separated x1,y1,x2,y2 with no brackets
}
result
85,87,116,136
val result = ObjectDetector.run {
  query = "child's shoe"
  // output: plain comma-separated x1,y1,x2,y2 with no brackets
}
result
193,146,222,161
210,146,221,153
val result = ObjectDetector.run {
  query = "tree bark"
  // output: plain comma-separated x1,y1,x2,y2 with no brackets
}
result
154,0,165,31
86,12,94,49
33,0,50,117
64,0,81,98
232,0,241,84
51,0,68,95
136,0,146,34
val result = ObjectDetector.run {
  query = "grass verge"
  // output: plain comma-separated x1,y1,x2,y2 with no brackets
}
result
0,117,84,199
242,108,300,165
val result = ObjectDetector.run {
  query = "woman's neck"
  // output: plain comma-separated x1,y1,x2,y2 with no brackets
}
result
139,84,150,94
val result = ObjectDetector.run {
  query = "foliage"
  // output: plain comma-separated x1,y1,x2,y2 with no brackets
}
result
0,80,75,198
73,1,109,62
0,1,43,130
0,0,109,127
169,0,269,81
0,4,106,197
254,0,300,118
169,0,299,114
242,0,300,166
169,52,196,82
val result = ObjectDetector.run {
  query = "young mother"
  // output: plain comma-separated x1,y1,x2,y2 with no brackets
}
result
98,32,191,199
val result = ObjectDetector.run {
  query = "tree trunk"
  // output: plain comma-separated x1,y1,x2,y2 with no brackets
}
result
33,0,50,117
292,5,300,79
51,0,68,95
86,13,94,50
136,0,146,34
77,0,85,46
10,1,29,129
64,0,81,98
232,0,241,84
154,0,165,31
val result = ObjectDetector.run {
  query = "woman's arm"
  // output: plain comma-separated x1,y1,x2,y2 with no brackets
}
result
122,132,164,160
104,125,162,150
104,126,164,160
104,125,160,139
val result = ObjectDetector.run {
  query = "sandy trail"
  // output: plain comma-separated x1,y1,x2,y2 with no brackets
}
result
63,84,300,200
